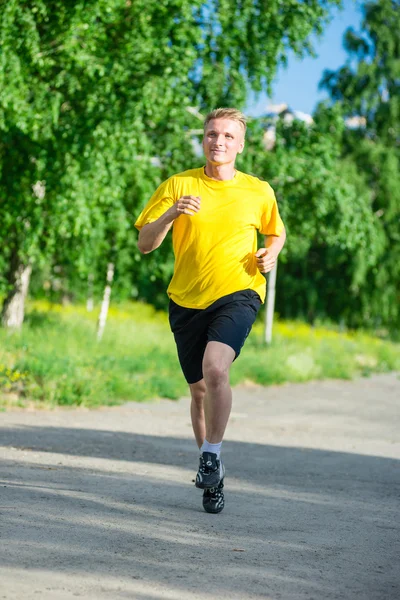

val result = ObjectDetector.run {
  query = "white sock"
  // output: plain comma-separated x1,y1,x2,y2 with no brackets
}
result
201,439,222,459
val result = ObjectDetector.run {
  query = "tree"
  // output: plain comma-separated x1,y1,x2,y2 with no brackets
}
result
1,0,342,325
237,107,383,324
320,0,400,331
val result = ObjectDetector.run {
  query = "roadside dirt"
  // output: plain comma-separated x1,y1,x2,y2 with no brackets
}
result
0,373,399,600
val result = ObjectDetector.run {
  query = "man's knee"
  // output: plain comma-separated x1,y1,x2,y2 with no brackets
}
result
190,380,206,406
203,363,229,388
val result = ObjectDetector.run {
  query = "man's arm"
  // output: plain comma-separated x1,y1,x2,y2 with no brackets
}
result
138,212,174,255
254,228,286,273
138,195,201,254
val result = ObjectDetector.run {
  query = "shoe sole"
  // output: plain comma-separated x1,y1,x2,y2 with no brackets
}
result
203,501,224,514
195,475,221,490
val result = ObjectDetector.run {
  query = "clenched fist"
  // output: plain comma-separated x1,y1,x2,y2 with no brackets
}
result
171,195,201,218
255,248,277,274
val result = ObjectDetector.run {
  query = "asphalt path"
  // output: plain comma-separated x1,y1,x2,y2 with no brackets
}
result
0,373,399,600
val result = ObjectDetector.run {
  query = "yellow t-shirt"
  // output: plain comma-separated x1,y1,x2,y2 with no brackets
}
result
135,167,284,309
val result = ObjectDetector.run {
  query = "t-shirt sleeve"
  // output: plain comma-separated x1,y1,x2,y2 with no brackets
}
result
259,182,285,236
134,178,175,230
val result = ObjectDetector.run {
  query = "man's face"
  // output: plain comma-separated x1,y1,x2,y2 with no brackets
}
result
202,118,245,166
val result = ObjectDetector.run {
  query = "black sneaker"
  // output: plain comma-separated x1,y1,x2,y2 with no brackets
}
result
203,479,225,514
195,452,224,489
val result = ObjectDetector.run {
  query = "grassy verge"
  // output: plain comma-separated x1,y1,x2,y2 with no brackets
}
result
0,300,399,409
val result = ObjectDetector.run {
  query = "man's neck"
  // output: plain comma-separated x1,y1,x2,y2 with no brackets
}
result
204,162,236,181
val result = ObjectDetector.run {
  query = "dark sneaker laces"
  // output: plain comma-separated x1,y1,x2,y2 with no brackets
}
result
195,451,223,489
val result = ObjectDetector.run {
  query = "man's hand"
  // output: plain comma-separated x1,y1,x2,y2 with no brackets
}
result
138,195,201,254
169,195,201,218
255,248,277,273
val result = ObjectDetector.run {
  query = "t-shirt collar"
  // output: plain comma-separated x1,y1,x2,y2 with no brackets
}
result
200,166,240,186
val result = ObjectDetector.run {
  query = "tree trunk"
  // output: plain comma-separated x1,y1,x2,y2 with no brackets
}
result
264,261,278,345
97,263,114,341
1,263,32,329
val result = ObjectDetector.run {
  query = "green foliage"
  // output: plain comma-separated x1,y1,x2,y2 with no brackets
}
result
0,300,187,406
5,0,397,334
320,0,400,330
1,0,341,312
237,107,384,324
1,302,399,408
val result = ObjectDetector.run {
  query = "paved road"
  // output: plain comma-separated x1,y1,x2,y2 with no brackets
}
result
0,373,399,600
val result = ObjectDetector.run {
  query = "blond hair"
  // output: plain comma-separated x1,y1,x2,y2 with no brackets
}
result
203,107,247,134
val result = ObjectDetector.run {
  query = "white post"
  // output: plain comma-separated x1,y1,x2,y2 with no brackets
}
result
264,261,278,345
97,263,114,341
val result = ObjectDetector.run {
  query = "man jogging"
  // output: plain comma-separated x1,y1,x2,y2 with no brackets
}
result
135,107,286,514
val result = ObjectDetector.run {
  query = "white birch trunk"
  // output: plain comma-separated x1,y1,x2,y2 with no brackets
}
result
1,264,32,329
86,273,94,312
97,263,114,341
264,261,278,345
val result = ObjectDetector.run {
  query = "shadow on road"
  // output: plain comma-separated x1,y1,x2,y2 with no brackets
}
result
0,425,399,599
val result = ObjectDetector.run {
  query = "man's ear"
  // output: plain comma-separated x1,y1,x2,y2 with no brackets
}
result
238,140,245,154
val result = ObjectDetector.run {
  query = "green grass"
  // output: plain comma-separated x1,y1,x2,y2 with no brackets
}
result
0,300,399,408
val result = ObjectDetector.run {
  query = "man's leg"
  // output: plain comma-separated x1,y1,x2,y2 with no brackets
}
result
187,343,234,450
195,340,235,491
202,340,235,443
189,379,206,449
190,378,225,513
193,345,232,513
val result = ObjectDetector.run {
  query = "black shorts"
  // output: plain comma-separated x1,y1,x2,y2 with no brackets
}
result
168,289,262,384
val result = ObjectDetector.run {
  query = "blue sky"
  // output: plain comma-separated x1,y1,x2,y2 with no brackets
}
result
246,0,364,116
